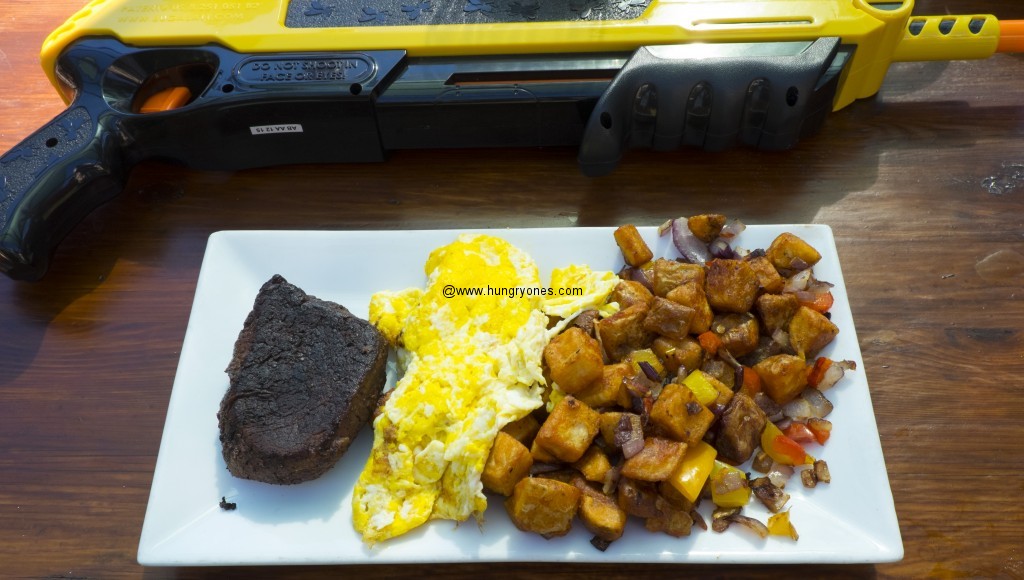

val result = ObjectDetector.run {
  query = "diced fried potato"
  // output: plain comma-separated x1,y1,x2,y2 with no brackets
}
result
756,293,800,336
614,224,654,267
652,336,704,376
705,259,759,314
573,445,613,483
645,498,694,537
747,255,785,294
701,358,735,391
658,479,695,512
788,305,839,358
544,327,605,395
621,437,688,482
766,232,821,272
531,437,560,464
753,354,809,404
598,411,625,447
711,312,760,358
576,362,631,409
649,383,716,445
505,477,581,538
536,470,579,485
651,258,705,297
596,302,655,361
502,413,542,447
609,280,654,309
482,431,534,496
687,214,727,243
665,281,714,334
714,393,767,465
642,297,695,340
704,370,735,407
579,492,628,542
616,477,662,518
534,396,601,463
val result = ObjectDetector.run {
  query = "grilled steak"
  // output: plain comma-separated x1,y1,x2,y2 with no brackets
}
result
218,275,388,485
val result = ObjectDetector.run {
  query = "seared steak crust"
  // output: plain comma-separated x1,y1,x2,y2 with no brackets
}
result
218,275,388,485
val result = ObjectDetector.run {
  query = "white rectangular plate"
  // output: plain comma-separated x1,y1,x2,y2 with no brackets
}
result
138,225,902,566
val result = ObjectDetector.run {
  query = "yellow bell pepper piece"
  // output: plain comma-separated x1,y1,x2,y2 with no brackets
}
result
627,348,665,379
668,440,717,503
767,509,799,540
710,460,751,509
681,370,719,406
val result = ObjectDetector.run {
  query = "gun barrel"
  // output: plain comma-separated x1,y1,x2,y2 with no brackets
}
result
892,14,1024,62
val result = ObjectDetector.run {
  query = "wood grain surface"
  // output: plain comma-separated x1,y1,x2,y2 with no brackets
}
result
2,1,1023,578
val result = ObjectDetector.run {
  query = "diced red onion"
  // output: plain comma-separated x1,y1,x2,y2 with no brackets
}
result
691,509,708,531
783,269,813,293
709,238,736,260
818,364,846,391
808,278,835,293
615,414,645,458
770,328,792,352
782,388,833,419
657,219,674,237
602,464,622,495
530,462,564,475
621,437,644,459
781,398,811,420
638,361,661,382
671,219,712,264
801,388,833,418
713,470,747,496
625,266,654,292
727,515,769,539
767,462,794,488
794,290,815,304
719,218,747,239
817,360,856,391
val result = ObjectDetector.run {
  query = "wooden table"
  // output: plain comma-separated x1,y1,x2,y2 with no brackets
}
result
2,1,1022,577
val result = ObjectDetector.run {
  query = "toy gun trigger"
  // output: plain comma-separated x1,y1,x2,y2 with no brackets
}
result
578,37,849,177
0,90,125,281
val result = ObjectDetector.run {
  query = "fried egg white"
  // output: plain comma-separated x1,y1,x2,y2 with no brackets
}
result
352,234,615,545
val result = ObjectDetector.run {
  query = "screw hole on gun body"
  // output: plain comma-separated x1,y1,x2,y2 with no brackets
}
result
786,87,799,107
222,84,235,93
350,83,363,95
45,138,59,148
600,112,613,129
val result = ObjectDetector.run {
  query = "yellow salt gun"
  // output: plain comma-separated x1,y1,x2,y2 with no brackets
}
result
1,0,1022,280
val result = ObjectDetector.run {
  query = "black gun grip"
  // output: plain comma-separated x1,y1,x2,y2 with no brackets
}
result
0,102,124,280
578,38,847,177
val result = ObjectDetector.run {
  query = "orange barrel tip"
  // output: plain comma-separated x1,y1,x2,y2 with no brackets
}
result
999,20,1024,53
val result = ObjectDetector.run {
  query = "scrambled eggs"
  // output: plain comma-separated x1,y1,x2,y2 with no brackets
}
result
352,234,614,544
